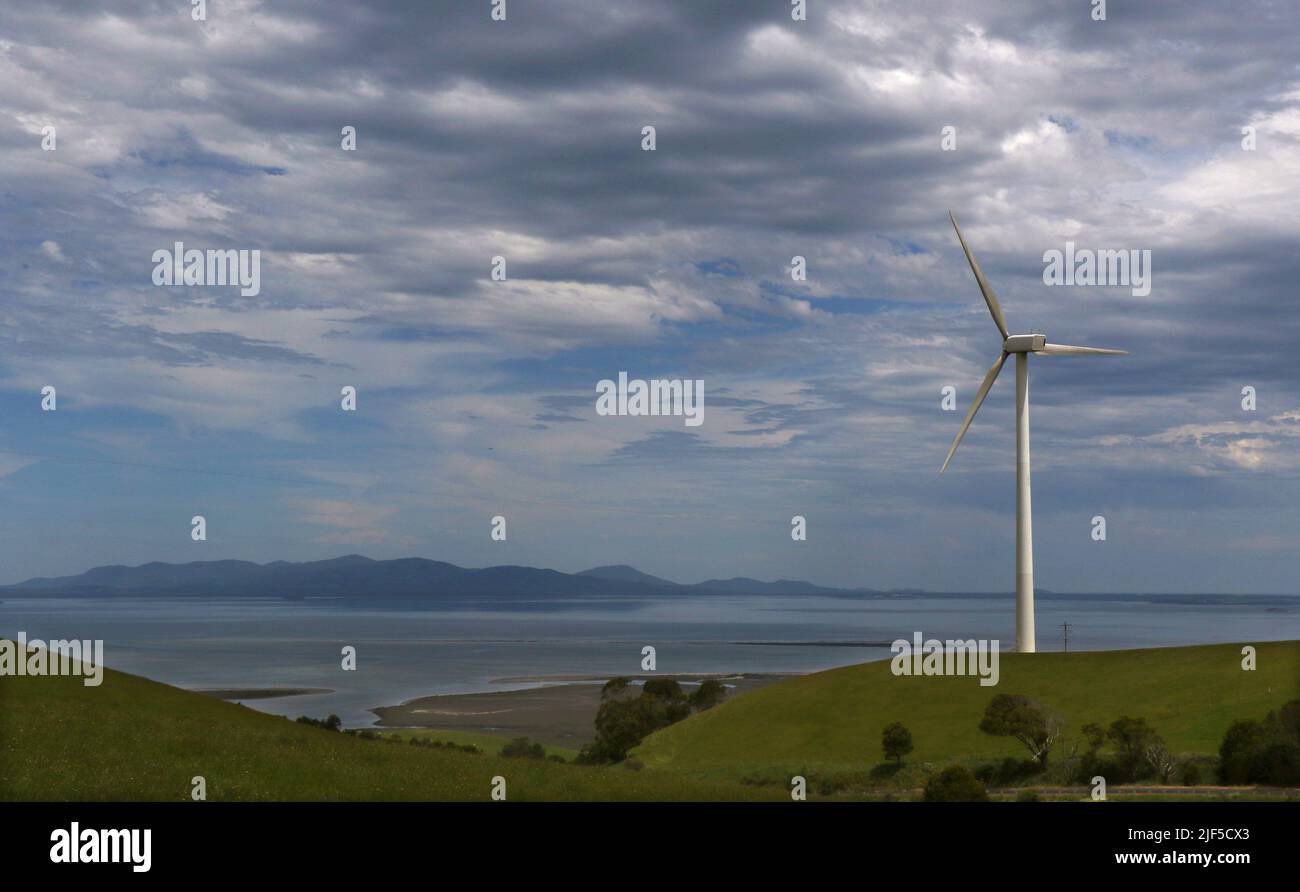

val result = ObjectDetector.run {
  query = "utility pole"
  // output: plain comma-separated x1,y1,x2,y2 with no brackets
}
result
1060,621,1072,653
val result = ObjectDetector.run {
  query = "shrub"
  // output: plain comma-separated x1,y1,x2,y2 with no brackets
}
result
923,765,989,802
688,679,727,711
976,756,1039,785
1181,763,1202,786
1218,703,1300,786
500,737,546,760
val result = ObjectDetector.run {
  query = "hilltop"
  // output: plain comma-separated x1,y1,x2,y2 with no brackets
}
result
635,640,1300,782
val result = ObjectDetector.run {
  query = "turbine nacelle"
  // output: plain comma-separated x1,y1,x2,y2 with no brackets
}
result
939,212,1130,476
1003,334,1046,353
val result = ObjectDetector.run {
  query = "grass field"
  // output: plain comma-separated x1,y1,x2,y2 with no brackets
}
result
0,660,777,801
635,641,1300,783
3,640,1295,800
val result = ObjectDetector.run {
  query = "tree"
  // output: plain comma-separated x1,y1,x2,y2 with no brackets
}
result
579,683,687,763
978,694,1062,768
881,722,914,764
1219,703,1300,785
923,766,988,802
688,679,726,711
641,678,690,723
295,714,342,732
601,677,631,699
1080,722,1106,753
1107,716,1160,779
1144,737,1178,783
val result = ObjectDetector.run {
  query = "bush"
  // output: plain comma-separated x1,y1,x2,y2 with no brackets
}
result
975,756,1039,786
869,761,903,780
295,714,342,732
407,737,481,754
1254,742,1300,786
1220,702,1300,785
500,737,546,760
1181,763,1202,786
923,766,989,802
688,679,727,711
1016,790,1041,802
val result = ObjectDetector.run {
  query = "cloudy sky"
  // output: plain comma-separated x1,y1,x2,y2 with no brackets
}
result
1,0,1298,593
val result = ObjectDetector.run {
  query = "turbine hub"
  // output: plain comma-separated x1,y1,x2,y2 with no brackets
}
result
1003,333,1046,353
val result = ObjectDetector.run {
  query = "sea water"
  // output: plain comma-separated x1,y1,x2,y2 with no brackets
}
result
0,593,1293,726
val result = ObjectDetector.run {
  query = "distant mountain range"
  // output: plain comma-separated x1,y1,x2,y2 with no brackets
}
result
6,556,1295,605
2,555,891,601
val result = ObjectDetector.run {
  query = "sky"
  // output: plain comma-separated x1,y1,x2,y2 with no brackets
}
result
1,0,1298,593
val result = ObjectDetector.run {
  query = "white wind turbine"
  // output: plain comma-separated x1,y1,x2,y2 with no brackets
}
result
941,212,1127,653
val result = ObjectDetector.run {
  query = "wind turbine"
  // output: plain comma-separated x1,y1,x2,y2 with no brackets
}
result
941,212,1126,653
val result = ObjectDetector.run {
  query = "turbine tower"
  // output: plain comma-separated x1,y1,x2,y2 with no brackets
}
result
941,212,1127,653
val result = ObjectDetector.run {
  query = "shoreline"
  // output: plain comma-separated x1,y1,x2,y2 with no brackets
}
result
371,672,801,748
194,687,334,701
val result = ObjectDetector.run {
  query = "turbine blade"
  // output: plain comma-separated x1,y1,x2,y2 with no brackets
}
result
1038,343,1128,356
949,211,1009,338
940,352,1008,473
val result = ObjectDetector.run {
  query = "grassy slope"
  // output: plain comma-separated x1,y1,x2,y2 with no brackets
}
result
635,641,1300,781
374,728,580,762
0,663,776,801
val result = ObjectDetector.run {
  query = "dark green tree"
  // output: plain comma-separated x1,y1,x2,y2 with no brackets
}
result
881,722,914,764
688,679,727,711
979,694,1062,767
601,677,631,699
1106,715,1160,779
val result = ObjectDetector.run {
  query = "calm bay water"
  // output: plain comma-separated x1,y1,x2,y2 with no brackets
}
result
2,593,1295,726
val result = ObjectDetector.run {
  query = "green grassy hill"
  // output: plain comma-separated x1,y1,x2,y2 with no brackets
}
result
4,641,1295,800
0,660,777,801
635,641,1300,782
